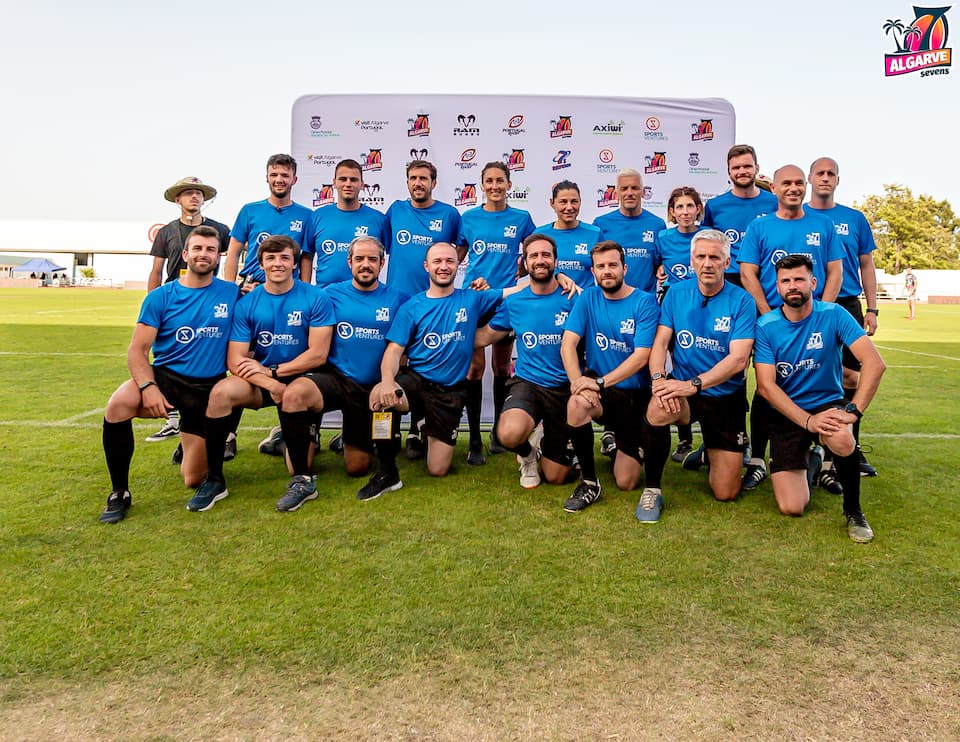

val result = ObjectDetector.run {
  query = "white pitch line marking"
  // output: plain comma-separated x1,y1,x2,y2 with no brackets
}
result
874,345,960,363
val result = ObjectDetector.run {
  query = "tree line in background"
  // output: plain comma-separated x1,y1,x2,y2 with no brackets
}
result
856,185,959,272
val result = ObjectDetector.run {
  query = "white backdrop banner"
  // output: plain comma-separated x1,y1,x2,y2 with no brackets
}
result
290,94,735,225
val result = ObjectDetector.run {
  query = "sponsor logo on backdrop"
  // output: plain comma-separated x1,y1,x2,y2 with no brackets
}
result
503,114,526,136
455,183,478,207
644,115,667,140
504,149,526,171
407,113,430,137
453,113,480,136
552,150,571,171
306,153,340,167
549,115,573,138
312,185,335,207
597,148,617,174
688,152,718,176
359,183,384,207
354,118,389,131
593,119,625,135
597,185,618,208
456,148,478,170
408,148,429,163
309,115,339,138
691,119,714,141
644,152,668,175
507,186,530,203
361,149,383,172
643,186,653,200
883,7,952,76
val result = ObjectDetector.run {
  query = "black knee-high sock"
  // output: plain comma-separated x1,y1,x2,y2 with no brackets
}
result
279,409,314,476
204,413,233,483
842,387,863,443
492,376,508,430
508,440,533,457
749,392,770,464
408,393,424,437
642,420,671,488
375,411,403,477
677,423,693,446
834,448,861,514
466,379,483,445
103,418,134,492
228,406,243,435
569,422,597,482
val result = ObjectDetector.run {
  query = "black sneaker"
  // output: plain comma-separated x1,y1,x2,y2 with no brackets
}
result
858,445,877,477
599,431,617,458
99,490,131,523
466,442,487,466
186,478,228,512
357,470,403,501
682,444,707,471
329,432,344,455
171,442,183,465
563,480,602,512
807,445,824,491
224,433,237,462
740,463,767,491
819,468,844,495
258,426,286,457
488,430,506,455
405,434,425,461
671,440,693,463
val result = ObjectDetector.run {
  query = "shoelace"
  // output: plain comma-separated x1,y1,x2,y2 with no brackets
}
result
639,491,659,509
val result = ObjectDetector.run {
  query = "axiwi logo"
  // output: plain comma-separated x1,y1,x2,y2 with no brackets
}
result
550,115,573,138
407,113,430,136
691,119,714,141
361,149,382,172
883,7,952,77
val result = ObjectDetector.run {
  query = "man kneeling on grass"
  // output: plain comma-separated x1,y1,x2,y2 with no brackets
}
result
99,226,239,523
754,254,885,542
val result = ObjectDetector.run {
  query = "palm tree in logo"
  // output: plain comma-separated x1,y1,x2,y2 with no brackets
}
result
903,23,922,52
883,18,906,52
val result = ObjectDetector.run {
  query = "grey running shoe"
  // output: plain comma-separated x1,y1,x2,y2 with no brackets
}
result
845,510,875,543
277,475,318,512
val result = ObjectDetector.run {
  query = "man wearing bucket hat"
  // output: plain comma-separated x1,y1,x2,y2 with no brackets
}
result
145,177,231,448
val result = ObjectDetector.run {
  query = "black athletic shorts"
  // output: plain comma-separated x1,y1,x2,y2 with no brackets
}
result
688,387,749,453
837,295,864,372
502,377,573,465
598,385,651,465
396,369,467,447
768,400,846,473
305,365,375,454
153,365,224,436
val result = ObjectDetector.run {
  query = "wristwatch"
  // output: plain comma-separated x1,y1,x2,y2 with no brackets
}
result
844,402,863,419
138,380,157,392
596,376,605,390
269,364,279,380
690,376,702,394
866,308,879,316
651,372,665,381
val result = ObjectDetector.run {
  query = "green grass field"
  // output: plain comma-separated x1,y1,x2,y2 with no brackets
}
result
1,288,958,740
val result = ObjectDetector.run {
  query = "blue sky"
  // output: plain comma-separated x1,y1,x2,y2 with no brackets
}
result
2,0,956,225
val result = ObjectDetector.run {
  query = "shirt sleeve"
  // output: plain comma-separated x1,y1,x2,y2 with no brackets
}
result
737,220,761,265
136,288,164,328
700,201,715,229
753,318,775,365
731,292,757,341
303,210,319,256
230,296,254,343
310,288,336,327
230,205,250,243
633,292,660,349
563,292,588,337
835,304,867,348
385,301,415,347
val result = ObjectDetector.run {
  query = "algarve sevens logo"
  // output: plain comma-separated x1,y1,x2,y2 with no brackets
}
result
884,7,952,77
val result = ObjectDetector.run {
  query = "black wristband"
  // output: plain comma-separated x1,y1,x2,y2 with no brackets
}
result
866,308,879,316
138,380,157,392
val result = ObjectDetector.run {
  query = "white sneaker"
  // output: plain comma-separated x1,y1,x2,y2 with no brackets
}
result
518,451,540,488
146,413,180,442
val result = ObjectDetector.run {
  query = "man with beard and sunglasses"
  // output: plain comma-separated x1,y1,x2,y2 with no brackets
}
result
754,254,885,543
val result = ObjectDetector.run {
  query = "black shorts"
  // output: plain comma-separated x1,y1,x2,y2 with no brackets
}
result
502,377,573,465
768,400,845,473
396,369,467,447
305,365,375,454
153,365,224,436
688,387,749,453
598,385,651,465
837,295,864,372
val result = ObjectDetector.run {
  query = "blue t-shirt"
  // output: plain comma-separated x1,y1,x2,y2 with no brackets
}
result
755,301,866,410
563,286,659,390
738,211,844,308
459,206,536,289
659,280,756,397
230,281,335,367
701,190,778,274
230,200,312,283
386,288,502,386
324,281,408,386
138,278,239,379
592,209,665,293
489,285,578,388
656,227,697,285
303,204,389,288
805,203,877,299
384,199,462,296
532,222,602,289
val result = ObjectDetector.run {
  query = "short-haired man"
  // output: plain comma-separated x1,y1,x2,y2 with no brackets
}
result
475,233,578,489
737,164,844,492
459,161,536,464
560,241,670,520
755,255,885,543
191,235,335,512
99,226,239,523
301,159,389,288
646,230,756,501
701,144,778,288
224,154,312,291
807,156,880,481
145,177,231,447
370,242,502,478
275,236,408,510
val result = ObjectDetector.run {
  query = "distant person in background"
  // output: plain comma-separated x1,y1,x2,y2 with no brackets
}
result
904,267,918,320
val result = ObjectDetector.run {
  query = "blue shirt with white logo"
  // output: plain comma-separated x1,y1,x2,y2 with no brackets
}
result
490,285,578,387
593,209,665,293
138,278,239,379
738,211,845,308
230,281,335,367
701,190,778,274
459,206,536,289
384,199,462,296
755,301,866,410
805,203,876,299
563,286,659,390
325,281,408,386
303,204,389,288
386,288,502,386
532,222,602,289
230,200,312,283
656,228,697,285
659,280,756,397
